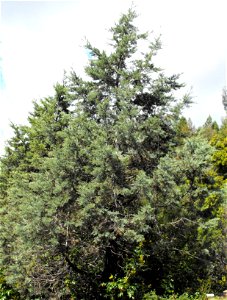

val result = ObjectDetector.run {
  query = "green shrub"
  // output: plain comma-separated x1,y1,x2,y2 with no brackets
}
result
143,291,206,300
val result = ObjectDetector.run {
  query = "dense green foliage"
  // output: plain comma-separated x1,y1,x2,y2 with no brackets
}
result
0,10,226,299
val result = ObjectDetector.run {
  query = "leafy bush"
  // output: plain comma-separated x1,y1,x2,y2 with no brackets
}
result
143,291,206,300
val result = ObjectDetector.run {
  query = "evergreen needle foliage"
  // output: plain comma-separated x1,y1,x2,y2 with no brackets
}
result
0,9,226,299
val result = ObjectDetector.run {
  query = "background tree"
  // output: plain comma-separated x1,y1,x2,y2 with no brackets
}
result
175,116,195,145
0,83,71,298
222,87,227,113
198,115,219,141
211,117,227,180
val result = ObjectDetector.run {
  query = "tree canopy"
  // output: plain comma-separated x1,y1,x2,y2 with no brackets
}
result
0,9,226,300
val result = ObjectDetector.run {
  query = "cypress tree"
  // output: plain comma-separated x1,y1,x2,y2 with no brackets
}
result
0,9,225,299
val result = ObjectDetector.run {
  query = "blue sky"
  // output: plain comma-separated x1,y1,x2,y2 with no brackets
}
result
0,0,226,152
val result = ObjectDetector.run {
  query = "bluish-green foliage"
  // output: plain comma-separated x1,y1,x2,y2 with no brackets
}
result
0,9,226,300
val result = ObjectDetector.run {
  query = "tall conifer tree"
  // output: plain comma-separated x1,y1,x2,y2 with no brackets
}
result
0,9,225,299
